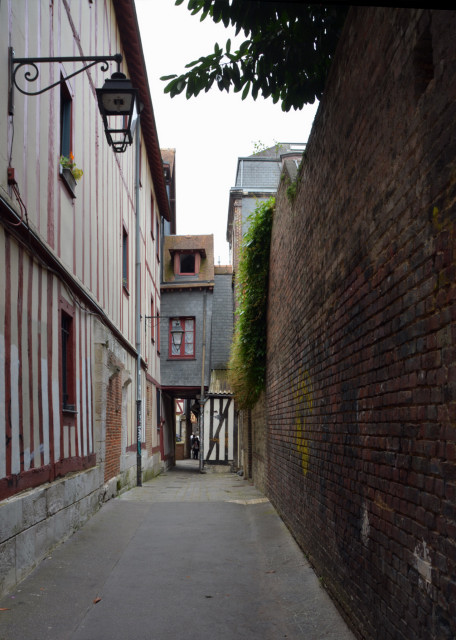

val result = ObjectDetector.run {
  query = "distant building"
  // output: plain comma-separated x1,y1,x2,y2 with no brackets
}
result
227,143,306,272
226,143,306,476
160,234,235,467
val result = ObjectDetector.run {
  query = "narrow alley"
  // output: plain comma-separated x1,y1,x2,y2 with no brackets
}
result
0,462,355,640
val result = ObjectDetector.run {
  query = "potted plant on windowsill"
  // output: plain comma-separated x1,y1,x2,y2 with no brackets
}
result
59,152,83,197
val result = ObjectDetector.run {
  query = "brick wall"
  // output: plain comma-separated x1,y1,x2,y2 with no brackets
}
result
251,392,267,494
265,8,456,640
104,370,122,483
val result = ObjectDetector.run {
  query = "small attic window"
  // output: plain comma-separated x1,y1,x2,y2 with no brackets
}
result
170,248,205,275
180,253,196,274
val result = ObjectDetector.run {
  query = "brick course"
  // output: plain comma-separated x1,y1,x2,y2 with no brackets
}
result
265,8,456,639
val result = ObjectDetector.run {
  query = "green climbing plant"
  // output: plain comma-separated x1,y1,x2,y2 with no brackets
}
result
228,197,274,409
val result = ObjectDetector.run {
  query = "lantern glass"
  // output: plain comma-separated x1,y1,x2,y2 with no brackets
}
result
96,72,139,153
170,321,184,348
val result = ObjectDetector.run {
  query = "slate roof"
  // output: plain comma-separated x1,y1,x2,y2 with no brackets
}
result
234,142,306,190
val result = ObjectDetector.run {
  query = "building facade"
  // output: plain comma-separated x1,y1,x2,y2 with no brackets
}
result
160,234,234,466
0,0,171,596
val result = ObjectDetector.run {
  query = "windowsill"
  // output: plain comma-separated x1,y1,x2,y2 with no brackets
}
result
63,405,78,415
60,166,77,198
167,357,196,361
175,273,199,278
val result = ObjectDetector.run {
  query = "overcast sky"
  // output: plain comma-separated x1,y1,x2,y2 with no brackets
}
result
135,0,318,264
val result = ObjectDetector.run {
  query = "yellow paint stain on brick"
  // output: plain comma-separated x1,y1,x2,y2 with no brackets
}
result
293,368,313,475
432,205,455,234
432,206,443,232
374,494,394,512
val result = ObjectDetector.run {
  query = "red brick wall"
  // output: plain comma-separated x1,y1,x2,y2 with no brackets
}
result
266,8,456,640
104,372,122,483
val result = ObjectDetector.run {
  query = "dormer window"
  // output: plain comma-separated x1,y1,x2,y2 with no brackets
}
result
171,248,206,276
179,253,196,274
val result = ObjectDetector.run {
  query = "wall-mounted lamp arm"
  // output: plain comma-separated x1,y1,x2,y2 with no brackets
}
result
8,47,122,114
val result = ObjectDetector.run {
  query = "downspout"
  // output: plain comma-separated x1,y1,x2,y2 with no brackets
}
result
135,117,142,487
160,194,164,283
199,290,207,473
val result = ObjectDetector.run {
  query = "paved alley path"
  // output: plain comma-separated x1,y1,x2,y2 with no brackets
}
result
0,461,356,640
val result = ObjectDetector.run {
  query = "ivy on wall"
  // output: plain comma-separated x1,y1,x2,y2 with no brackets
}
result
228,197,275,409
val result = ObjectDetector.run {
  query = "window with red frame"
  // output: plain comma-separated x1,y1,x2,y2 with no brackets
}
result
60,76,72,159
169,317,195,358
178,253,196,274
156,215,160,261
60,303,76,412
173,251,202,275
150,298,155,343
122,225,129,291
151,194,155,239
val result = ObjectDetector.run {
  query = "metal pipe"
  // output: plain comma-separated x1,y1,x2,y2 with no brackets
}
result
135,116,142,486
199,290,207,473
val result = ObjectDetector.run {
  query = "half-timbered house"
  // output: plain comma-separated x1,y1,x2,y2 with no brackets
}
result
0,0,171,595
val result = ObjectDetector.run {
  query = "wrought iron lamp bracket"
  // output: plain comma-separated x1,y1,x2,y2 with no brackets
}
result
8,47,122,115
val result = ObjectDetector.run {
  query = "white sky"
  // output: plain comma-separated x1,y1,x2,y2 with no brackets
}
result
135,0,318,264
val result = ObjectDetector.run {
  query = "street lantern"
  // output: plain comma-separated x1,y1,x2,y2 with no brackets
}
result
170,321,184,349
96,71,140,153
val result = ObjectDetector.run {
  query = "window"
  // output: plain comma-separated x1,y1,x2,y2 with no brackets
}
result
151,195,155,239
169,317,195,359
139,141,142,187
60,77,72,158
156,216,160,261
174,251,201,275
180,253,196,274
61,306,75,412
150,298,155,342
122,226,129,291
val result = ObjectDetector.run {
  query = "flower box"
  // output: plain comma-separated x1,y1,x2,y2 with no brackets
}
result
60,165,77,198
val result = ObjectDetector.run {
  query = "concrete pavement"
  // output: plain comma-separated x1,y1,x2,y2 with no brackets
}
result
0,461,356,639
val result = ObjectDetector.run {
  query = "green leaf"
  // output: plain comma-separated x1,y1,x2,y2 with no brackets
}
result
241,81,250,100
185,59,201,69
